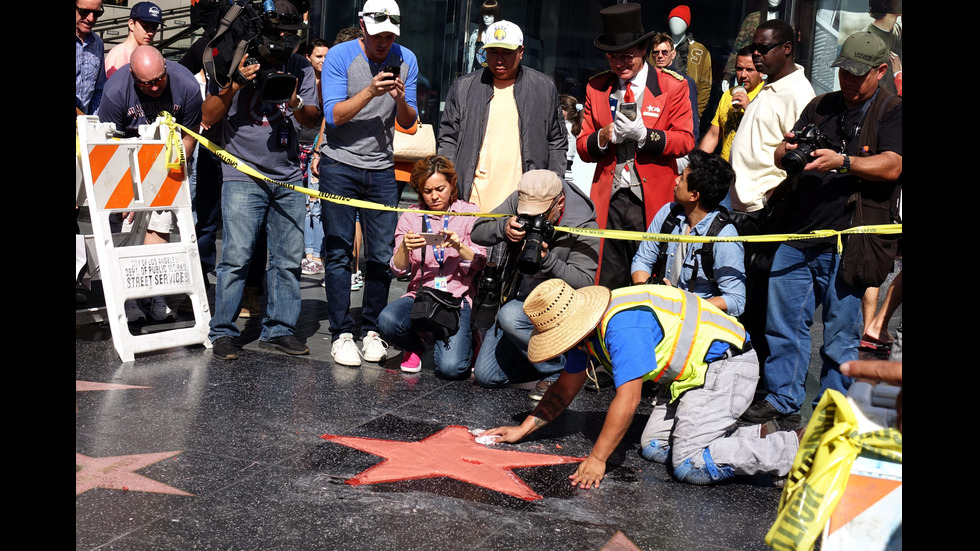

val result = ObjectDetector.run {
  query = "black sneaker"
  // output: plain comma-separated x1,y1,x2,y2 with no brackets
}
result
212,337,238,361
739,399,801,429
259,335,310,355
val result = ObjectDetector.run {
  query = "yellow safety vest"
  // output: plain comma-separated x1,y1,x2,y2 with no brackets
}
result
587,285,748,402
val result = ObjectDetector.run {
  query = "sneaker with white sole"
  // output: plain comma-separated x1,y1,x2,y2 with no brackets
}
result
145,296,175,321
351,271,364,291
361,331,388,362
331,333,362,367
125,299,146,322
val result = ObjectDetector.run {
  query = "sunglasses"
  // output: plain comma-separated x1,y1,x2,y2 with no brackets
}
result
604,51,641,64
365,11,401,25
133,70,168,88
750,42,787,55
76,6,105,18
652,48,673,57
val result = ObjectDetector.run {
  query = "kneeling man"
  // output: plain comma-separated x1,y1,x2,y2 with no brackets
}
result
486,279,799,486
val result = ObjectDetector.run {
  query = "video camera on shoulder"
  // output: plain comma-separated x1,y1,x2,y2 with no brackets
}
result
204,0,303,104
781,123,831,176
516,214,556,275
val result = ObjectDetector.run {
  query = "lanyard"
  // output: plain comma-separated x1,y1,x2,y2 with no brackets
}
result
422,213,449,274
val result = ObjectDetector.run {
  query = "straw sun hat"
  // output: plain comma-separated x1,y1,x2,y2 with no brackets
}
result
523,279,611,363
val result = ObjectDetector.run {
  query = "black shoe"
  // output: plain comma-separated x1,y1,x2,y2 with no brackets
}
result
212,337,238,361
739,399,801,429
259,335,310,355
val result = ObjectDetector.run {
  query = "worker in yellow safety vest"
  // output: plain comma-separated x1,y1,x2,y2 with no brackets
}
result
486,279,802,487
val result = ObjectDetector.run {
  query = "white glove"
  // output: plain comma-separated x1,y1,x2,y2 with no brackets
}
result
613,109,647,143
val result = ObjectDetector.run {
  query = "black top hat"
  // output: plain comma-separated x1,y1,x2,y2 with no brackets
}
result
594,3,656,52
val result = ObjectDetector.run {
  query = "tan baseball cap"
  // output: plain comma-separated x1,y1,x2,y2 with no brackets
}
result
517,170,563,215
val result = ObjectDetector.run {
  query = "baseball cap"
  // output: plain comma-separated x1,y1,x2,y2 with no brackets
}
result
832,31,889,76
130,2,164,26
483,20,523,50
360,0,401,36
517,170,563,215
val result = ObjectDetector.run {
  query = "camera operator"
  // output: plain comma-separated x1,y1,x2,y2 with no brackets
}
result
470,170,599,396
740,31,902,429
203,0,320,361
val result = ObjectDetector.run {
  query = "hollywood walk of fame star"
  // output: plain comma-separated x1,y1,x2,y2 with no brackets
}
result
321,425,585,501
76,451,194,496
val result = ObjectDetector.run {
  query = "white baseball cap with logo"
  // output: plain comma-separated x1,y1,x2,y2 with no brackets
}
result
360,0,401,36
483,20,523,50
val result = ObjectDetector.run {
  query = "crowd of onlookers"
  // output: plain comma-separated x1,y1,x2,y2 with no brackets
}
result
78,0,902,487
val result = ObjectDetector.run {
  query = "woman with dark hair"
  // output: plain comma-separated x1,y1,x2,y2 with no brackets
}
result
378,156,487,375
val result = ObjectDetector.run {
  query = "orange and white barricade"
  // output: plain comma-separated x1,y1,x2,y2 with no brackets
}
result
76,115,211,362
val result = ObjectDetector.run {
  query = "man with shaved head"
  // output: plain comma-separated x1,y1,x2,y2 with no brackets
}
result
100,45,202,158
99,45,204,322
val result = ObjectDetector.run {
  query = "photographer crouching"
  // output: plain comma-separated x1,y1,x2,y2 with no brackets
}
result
470,170,599,397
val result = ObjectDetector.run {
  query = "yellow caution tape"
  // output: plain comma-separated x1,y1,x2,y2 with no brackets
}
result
163,118,903,245
765,390,902,551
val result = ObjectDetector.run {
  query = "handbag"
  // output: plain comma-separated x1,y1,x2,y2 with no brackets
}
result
840,182,900,287
409,215,462,345
393,122,436,163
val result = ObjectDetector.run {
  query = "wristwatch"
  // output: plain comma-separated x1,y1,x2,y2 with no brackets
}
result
839,153,850,174
289,95,305,112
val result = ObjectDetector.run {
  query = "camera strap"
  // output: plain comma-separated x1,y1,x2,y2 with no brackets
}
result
422,213,449,275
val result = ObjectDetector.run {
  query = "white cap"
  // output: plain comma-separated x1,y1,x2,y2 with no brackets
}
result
483,20,523,50
360,0,401,36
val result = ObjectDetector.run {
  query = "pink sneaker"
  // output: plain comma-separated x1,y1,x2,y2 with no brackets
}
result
400,350,423,373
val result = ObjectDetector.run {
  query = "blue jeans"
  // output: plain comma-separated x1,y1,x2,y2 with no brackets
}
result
378,296,474,379
762,244,861,414
319,156,397,339
209,179,305,342
304,181,324,257
473,299,566,388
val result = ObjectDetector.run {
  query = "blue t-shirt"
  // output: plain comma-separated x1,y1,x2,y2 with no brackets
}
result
564,308,735,388
320,39,418,169
98,61,203,137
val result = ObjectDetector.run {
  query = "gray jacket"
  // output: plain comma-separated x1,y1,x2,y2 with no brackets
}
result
438,66,568,202
471,181,599,299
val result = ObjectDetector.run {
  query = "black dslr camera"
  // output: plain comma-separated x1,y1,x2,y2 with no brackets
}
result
781,123,831,176
516,214,556,275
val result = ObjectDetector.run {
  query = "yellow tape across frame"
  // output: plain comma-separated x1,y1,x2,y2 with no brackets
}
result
166,117,902,250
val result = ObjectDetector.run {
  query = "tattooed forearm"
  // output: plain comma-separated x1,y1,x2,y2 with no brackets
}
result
529,390,573,429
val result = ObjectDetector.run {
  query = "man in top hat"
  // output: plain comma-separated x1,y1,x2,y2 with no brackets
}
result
485,279,801,487
577,2,695,289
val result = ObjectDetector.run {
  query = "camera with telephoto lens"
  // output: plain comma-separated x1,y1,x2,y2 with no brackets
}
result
516,214,556,275
781,123,832,176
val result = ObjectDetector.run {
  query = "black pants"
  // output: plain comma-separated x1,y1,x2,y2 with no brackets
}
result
599,189,646,288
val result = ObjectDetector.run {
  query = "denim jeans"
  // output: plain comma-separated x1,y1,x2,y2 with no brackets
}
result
303,181,324,257
762,244,861,414
209,179,305,342
378,296,474,379
473,299,565,388
318,156,397,339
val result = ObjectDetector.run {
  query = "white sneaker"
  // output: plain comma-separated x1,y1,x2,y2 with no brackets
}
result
351,271,364,291
361,331,388,362
145,296,175,321
125,299,145,322
331,333,362,367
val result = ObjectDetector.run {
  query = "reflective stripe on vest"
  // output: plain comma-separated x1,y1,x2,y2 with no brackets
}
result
594,285,747,399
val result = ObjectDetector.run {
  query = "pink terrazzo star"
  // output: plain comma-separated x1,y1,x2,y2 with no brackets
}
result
76,381,149,391
76,451,193,496
321,425,584,501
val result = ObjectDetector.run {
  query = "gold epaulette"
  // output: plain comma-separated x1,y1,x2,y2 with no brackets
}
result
660,68,686,82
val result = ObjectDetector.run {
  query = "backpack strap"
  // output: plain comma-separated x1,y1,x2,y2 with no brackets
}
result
653,203,686,280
